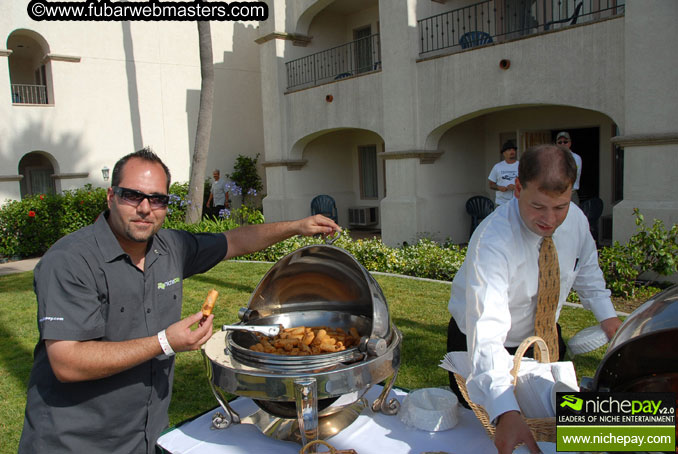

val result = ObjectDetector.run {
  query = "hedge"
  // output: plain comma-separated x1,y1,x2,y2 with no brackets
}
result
1,185,675,298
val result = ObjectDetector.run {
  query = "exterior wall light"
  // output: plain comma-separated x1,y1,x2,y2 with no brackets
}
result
326,94,333,102
102,166,110,181
499,59,511,70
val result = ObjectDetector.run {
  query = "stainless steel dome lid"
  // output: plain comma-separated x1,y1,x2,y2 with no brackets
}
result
240,244,391,341
590,284,678,392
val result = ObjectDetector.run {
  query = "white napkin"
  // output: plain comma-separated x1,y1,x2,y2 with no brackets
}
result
440,353,579,419
440,351,472,378
514,359,555,418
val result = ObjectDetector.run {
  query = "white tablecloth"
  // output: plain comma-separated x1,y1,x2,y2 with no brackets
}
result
157,386,558,454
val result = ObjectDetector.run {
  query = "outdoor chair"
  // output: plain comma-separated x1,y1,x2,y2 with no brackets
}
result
579,197,603,243
459,31,493,49
544,1,583,30
311,194,338,223
465,195,495,237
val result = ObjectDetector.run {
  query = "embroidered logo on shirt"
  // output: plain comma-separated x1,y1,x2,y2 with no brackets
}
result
157,277,180,290
39,316,64,322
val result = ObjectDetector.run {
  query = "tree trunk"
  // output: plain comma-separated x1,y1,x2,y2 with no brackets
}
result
185,21,214,223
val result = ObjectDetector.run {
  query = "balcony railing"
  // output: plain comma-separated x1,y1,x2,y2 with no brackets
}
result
11,84,49,104
419,0,625,55
286,34,381,90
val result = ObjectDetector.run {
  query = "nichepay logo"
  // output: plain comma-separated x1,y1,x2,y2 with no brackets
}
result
561,395,584,411
556,392,676,452
157,277,180,290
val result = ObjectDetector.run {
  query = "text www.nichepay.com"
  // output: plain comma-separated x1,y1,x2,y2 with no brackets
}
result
562,432,672,448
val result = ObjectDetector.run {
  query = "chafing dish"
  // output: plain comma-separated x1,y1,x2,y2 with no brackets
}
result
202,244,402,445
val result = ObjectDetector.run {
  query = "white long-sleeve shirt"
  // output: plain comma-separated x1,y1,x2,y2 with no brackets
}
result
572,152,582,190
448,197,617,422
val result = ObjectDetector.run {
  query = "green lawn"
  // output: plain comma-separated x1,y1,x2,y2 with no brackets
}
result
0,261,607,454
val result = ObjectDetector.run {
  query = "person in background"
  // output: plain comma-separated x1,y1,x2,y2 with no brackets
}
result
555,131,582,205
18,148,340,453
488,140,519,207
447,144,621,454
206,169,229,217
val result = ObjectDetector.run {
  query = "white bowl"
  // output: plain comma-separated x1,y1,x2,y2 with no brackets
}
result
399,388,459,432
568,325,608,355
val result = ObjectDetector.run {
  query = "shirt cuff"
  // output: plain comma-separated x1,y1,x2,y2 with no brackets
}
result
483,386,521,424
586,297,618,323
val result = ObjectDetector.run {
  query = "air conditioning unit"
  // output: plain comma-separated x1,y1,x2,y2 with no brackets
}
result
348,207,378,227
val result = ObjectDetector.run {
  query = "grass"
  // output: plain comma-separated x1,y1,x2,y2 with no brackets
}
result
0,261,610,454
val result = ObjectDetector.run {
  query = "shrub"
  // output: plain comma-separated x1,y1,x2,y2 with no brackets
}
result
598,241,640,298
237,233,466,282
627,208,678,277
397,239,466,281
0,185,107,258
164,182,190,225
227,154,263,208
164,217,239,234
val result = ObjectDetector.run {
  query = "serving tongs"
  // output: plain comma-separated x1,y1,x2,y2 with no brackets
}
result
221,324,282,337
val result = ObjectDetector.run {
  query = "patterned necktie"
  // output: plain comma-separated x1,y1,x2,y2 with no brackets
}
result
535,236,560,361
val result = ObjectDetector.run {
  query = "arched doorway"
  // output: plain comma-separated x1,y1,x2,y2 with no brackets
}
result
19,152,56,198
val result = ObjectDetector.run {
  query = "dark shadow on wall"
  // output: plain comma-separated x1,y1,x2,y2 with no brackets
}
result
185,22,264,189
122,21,144,151
9,119,88,183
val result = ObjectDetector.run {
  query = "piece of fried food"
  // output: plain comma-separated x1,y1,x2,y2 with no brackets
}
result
249,325,360,356
201,289,219,317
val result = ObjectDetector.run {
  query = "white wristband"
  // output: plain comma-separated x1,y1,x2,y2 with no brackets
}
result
157,329,175,356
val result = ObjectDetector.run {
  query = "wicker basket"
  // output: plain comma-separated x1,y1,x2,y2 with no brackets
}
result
453,336,556,442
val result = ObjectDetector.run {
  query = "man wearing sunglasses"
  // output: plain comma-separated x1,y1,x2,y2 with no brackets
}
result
555,131,582,204
19,148,341,454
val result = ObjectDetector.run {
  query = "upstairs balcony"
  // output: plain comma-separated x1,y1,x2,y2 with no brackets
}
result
418,0,625,55
286,34,381,91
11,83,49,104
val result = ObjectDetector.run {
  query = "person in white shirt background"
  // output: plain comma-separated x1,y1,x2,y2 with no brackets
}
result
446,144,622,454
488,141,520,206
206,169,230,217
555,131,582,205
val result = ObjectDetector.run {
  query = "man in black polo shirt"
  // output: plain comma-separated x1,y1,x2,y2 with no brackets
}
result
18,148,340,454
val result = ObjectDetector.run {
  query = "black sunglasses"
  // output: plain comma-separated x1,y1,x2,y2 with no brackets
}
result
112,186,169,209
557,140,570,144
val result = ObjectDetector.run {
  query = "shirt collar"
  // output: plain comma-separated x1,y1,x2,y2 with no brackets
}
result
509,197,543,247
93,211,126,263
93,211,167,264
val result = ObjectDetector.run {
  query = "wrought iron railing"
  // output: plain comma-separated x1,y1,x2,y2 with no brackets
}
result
419,0,625,55
286,34,381,90
11,84,49,104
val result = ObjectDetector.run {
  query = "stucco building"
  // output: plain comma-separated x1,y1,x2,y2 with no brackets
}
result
1,4,263,205
257,0,677,246
2,0,677,247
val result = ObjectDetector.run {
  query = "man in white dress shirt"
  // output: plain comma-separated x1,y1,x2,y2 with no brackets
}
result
447,144,622,454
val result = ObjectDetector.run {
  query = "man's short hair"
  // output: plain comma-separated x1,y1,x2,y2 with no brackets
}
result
111,147,171,191
518,144,576,194
501,140,517,153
